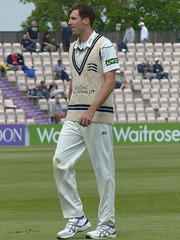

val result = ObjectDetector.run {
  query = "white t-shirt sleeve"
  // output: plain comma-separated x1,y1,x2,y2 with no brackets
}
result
100,40,120,73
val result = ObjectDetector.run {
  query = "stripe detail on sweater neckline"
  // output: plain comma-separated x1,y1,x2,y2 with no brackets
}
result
72,34,102,76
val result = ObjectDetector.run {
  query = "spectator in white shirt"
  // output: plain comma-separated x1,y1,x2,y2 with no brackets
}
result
138,22,148,44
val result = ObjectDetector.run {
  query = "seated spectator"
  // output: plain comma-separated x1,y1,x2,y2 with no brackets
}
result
50,38,60,51
153,58,168,80
142,58,157,80
48,81,59,98
52,59,70,81
21,33,37,52
35,80,50,100
7,51,27,71
51,96,66,124
41,32,56,52
115,70,128,90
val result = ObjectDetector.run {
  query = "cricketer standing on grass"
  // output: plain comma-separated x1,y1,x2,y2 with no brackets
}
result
53,3,120,239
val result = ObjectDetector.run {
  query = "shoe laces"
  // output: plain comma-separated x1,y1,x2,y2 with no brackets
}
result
96,225,115,236
66,215,85,232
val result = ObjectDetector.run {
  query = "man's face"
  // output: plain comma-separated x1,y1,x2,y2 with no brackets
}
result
68,10,86,36
32,21,37,27
56,98,60,104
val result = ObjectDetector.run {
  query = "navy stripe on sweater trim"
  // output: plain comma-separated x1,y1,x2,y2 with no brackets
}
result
68,104,113,113
72,34,102,76
87,69,97,72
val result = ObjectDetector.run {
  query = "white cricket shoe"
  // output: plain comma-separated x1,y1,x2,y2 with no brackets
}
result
57,215,91,239
85,224,116,239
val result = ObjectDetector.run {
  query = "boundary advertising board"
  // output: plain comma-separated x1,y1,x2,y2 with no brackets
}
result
29,123,180,146
0,124,25,146
1,123,180,146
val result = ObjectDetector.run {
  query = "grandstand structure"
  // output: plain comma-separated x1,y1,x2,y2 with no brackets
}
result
114,42,180,123
0,42,71,124
0,41,180,124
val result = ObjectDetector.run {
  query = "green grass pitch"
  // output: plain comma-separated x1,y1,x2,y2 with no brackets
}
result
0,144,180,240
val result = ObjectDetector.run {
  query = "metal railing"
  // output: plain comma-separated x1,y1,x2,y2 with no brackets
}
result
0,30,179,44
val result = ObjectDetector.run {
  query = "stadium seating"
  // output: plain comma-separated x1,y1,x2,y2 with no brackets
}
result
1,42,180,124
114,42,180,123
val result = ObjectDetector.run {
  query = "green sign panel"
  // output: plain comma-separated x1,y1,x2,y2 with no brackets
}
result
29,123,180,146
113,122,180,144
30,124,63,145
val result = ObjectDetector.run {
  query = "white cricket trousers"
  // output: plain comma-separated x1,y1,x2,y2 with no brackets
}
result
53,121,115,226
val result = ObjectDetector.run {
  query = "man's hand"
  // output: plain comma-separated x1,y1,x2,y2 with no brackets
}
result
79,108,95,127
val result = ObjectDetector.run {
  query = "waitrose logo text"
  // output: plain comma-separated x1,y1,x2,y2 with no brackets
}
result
113,125,180,143
37,127,60,143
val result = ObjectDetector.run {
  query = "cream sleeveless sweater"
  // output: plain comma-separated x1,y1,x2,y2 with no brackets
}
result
66,34,114,124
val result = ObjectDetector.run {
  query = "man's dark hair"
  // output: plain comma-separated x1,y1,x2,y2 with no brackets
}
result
69,4,95,27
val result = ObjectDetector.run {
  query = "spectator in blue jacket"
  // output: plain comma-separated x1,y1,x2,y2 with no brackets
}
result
153,58,168,80
61,21,72,52
52,59,70,81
